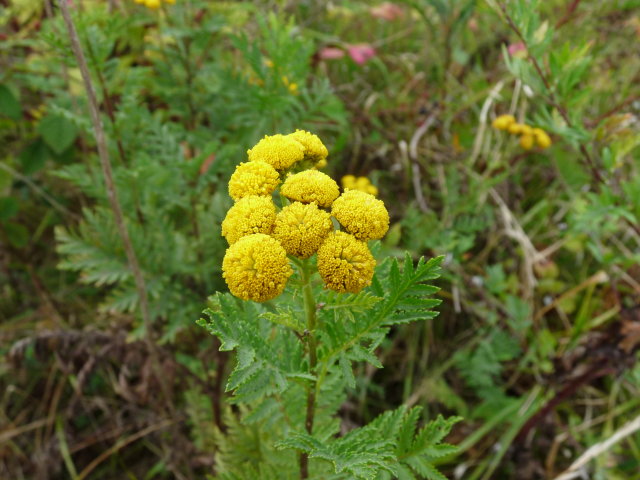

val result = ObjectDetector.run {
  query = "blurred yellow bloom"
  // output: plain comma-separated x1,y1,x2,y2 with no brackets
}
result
228,161,280,201
248,134,305,171
222,234,292,302
532,128,552,149
282,76,298,95
331,190,389,240
341,175,378,196
507,123,526,135
281,170,340,208
272,202,333,258
314,158,328,169
144,0,161,9
492,114,516,130
519,134,535,150
317,231,376,293
221,195,276,245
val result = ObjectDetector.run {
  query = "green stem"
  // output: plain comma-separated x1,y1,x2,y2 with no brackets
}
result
300,260,318,480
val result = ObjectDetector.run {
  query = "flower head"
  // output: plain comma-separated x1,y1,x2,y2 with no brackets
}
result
492,114,516,131
341,175,378,196
331,190,389,240
281,170,340,208
287,130,329,163
228,161,280,201
247,134,305,171
272,202,333,258
532,128,552,149
317,231,376,293
519,134,534,150
222,234,293,302
314,158,328,169
221,195,276,245
347,44,376,65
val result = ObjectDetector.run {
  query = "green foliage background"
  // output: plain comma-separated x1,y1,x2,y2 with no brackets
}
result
1,0,640,479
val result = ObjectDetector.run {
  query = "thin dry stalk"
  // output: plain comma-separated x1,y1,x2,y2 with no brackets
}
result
553,413,640,480
56,0,152,348
57,0,175,416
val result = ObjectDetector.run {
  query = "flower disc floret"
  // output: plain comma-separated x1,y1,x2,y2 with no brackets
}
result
221,195,276,245
247,134,305,170
281,170,340,208
272,202,333,258
317,231,376,293
287,130,329,162
331,190,389,240
222,234,293,302
228,161,280,201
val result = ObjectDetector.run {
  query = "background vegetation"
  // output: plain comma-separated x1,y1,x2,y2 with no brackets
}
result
1,0,640,478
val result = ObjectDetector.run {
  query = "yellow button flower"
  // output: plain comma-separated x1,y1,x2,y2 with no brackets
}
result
228,161,280,201
247,134,305,171
492,114,516,131
287,130,329,162
341,175,378,196
341,175,356,188
520,134,535,150
507,123,526,135
281,170,340,208
532,128,552,149
317,231,376,293
221,196,276,245
314,158,327,169
331,190,389,240
222,234,293,302
272,202,333,259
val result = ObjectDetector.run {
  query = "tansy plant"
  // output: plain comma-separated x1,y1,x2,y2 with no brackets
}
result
198,131,459,479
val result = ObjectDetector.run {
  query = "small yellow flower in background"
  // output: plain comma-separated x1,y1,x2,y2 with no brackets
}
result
492,114,516,131
136,0,174,8
494,114,553,151
282,76,298,95
228,161,280,201
314,158,327,169
507,123,526,135
288,130,329,163
317,231,376,293
248,134,305,171
222,234,293,302
519,134,535,150
332,190,389,240
221,195,276,245
264,58,274,68
273,202,333,259
532,128,552,149
281,170,340,208
341,175,378,196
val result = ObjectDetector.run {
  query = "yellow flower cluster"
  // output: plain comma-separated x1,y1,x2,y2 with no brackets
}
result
341,175,378,196
134,0,174,9
220,131,389,300
492,114,552,150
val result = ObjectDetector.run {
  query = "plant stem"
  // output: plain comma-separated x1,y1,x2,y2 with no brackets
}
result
300,260,318,480
57,0,175,415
